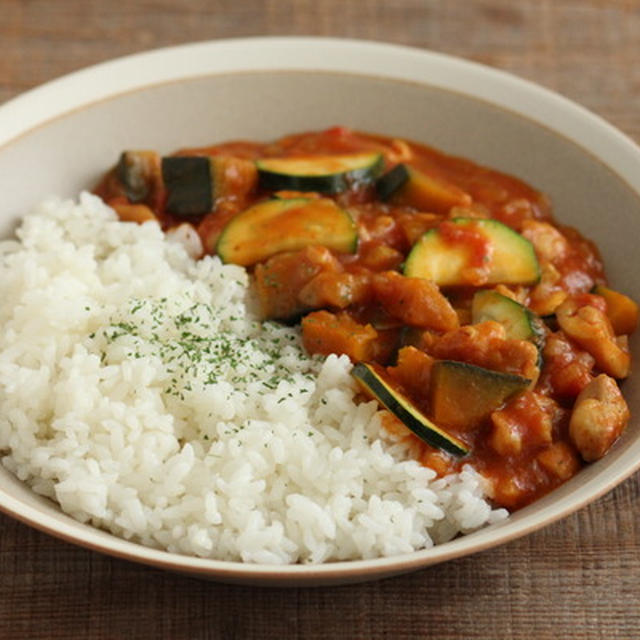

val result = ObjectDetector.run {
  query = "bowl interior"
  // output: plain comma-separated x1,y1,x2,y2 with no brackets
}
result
0,66,639,585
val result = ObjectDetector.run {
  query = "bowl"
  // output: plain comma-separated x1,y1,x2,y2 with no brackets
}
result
0,37,638,587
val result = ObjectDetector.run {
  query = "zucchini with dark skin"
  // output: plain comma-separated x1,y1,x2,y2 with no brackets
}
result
162,155,257,217
352,361,470,456
471,289,545,349
216,197,358,267
376,163,472,214
404,218,541,286
256,152,383,194
430,360,530,430
162,156,211,217
116,151,161,203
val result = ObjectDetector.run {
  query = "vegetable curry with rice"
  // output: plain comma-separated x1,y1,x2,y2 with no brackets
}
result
95,125,637,511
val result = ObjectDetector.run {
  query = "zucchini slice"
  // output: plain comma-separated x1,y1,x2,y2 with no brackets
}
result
430,360,530,429
376,163,472,214
352,361,469,456
217,198,357,266
116,151,160,203
256,152,383,194
471,289,545,348
404,218,540,286
162,156,212,217
162,156,257,217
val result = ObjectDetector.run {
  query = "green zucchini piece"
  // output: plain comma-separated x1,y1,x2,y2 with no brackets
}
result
257,152,383,194
162,155,257,217
116,151,160,203
471,289,545,349
352,361,469,456
216,197,357,267
404,218,540,286
376,164,472,214
431,360,530,429
376,163,410,201
162,156,213,217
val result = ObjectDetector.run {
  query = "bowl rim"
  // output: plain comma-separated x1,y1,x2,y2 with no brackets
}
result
1,36,639,585
2,36,640,194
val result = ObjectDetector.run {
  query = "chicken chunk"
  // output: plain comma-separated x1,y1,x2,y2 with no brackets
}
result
536,442,581,481
489,391,561,456
541,331,595,398
527,262,568,316
556,295,630,378
569,374,630,461
254,246,343,320
521,220,570,263
298,270,370,310
372,271,459,332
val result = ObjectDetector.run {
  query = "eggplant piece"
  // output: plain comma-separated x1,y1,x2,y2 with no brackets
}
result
352,361,469,456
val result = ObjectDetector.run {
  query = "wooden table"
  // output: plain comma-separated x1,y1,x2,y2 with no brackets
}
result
1,1,639,638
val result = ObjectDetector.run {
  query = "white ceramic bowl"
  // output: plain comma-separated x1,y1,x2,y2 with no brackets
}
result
0,37,638,586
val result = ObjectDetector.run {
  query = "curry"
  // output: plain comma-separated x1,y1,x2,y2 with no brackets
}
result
95,126,637,510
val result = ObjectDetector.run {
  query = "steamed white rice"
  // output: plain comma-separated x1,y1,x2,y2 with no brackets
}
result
0,193,506,564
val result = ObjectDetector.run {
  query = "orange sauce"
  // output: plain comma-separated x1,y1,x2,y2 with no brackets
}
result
95,126,626,511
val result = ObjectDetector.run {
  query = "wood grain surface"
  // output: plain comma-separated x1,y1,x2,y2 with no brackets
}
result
0,1,639,638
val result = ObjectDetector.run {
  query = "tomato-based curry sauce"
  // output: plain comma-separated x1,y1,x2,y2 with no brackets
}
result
95,126,637,510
